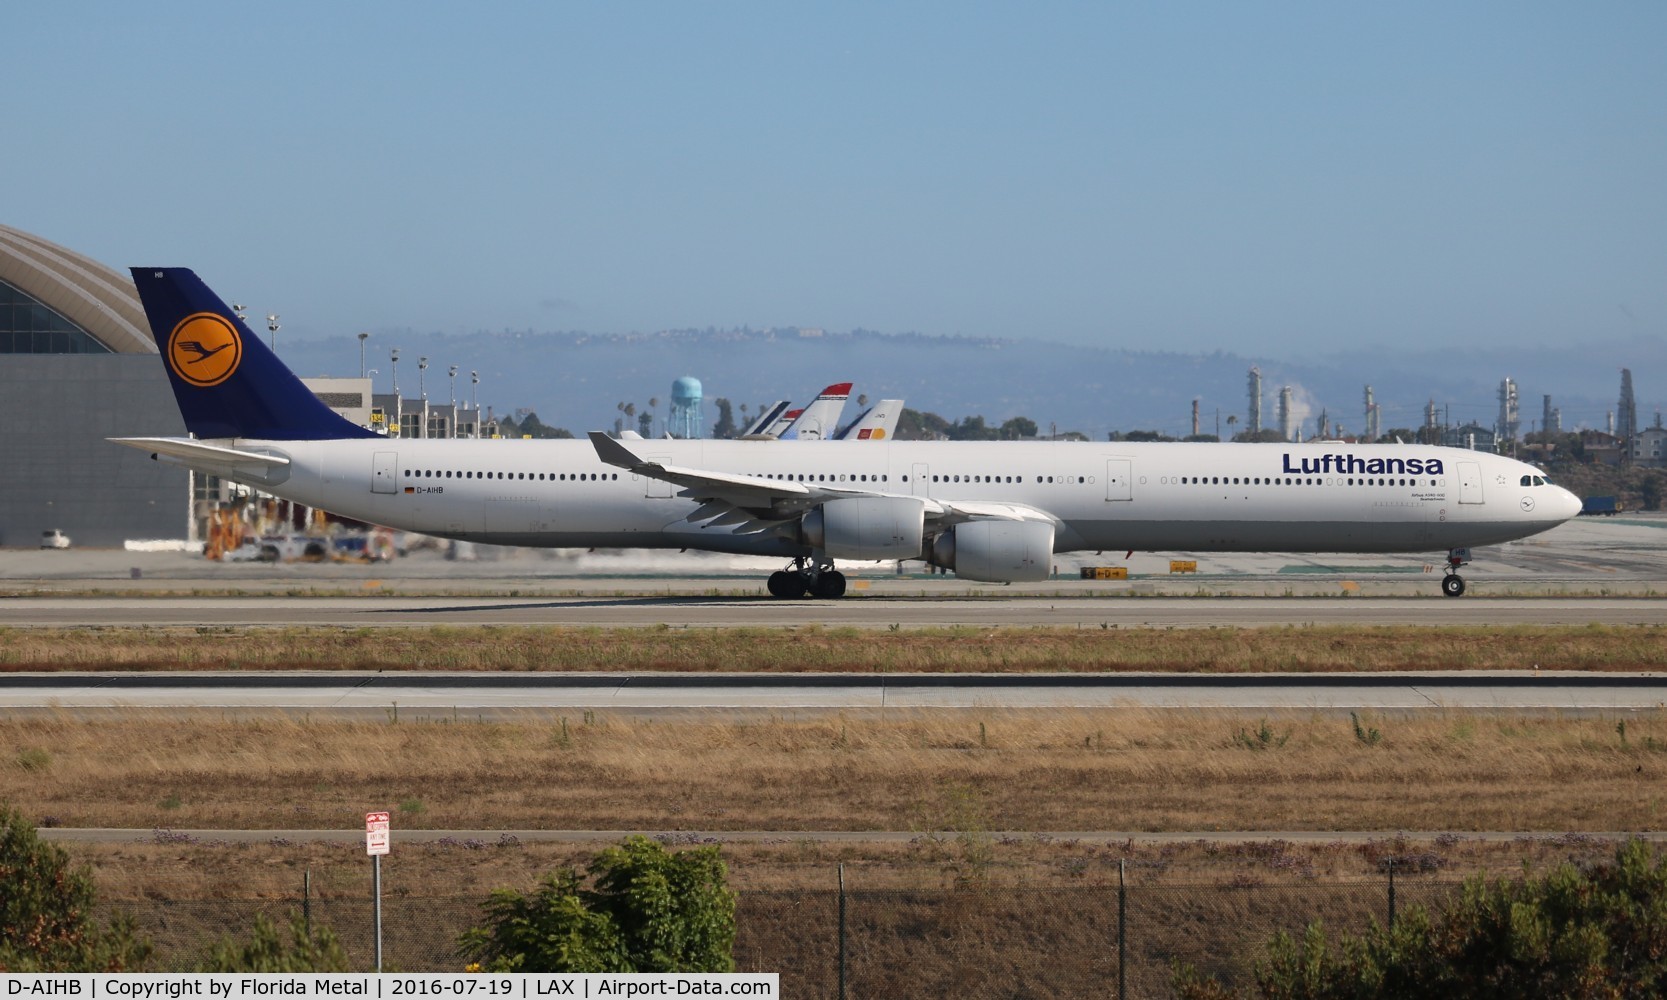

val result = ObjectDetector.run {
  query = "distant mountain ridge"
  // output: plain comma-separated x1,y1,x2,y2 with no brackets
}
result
276,326,1667,440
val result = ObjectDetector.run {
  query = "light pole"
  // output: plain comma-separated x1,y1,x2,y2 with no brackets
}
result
267,314,280,352
390,349,402,438
357,332,369,378
448,365,459,438
471,371,479,439
418,356,429,440
366,370,380,433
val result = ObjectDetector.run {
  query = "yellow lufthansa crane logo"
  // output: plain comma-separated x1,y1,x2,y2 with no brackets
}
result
166,312,243,387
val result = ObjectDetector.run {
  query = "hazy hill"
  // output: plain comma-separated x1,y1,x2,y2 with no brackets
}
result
276,327,1667,441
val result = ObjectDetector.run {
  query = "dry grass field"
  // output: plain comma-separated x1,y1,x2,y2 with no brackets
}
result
6,709,1663,833
2,622,1666,672
8,622,1662,986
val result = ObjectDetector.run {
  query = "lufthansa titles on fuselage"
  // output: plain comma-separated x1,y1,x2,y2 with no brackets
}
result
1281,452,1446,477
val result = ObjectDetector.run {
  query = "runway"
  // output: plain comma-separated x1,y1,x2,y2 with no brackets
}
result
4,670,1664,713
4,594,1667,628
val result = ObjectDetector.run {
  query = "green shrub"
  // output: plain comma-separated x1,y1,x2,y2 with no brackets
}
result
1175,839,1667,999
0,804,150,971
459,835,735,973
196,912,349,972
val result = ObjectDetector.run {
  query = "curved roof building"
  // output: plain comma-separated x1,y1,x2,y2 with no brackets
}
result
0,223,154,355
1,224,185,547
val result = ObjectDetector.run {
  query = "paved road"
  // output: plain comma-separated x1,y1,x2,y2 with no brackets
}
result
38,828,1667,845
3,594,1667,628
4,670,1664,712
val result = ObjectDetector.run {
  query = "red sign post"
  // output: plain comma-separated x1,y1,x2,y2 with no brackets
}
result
366,810,390,970
365,810,391,856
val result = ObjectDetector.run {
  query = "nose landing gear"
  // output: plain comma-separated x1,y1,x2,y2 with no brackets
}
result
766,557,846,599
1441,548,1470,598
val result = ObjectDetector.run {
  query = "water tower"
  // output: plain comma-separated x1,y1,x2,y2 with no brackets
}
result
670,376,704,438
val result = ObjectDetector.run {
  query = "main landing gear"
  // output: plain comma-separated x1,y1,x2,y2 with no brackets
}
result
1441,548,1471,598
767,557,846,600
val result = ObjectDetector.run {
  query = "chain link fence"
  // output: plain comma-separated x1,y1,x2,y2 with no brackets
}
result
99,872,1462,998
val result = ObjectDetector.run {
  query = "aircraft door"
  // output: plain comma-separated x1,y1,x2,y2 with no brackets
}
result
1105,459,1132,501
1457,461,1484,504
371,451,398,494
911,464,930,497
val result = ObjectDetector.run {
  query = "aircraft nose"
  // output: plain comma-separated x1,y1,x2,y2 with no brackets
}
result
1552,486,1583,521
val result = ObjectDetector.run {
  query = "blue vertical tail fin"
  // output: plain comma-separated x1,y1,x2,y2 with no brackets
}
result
130,267,379,440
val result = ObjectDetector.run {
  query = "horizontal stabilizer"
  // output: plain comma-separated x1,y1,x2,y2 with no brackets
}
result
109,436,291,468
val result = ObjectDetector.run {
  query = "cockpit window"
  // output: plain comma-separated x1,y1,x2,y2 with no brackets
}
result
1521,474,1550,487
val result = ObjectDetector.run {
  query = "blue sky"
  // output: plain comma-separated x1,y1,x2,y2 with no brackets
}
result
11,2,1665,358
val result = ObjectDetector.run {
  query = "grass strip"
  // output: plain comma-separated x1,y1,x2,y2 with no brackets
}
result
2,623,1666,673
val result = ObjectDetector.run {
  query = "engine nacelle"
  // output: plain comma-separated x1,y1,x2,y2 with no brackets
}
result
802,496,926,560
929,520,1055,582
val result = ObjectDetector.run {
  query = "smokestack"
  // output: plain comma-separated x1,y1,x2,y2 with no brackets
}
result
1619,369,1637,444
1248,367,1263,437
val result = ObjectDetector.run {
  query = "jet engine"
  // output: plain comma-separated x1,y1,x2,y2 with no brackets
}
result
928,520,1055,582
801,496,926,560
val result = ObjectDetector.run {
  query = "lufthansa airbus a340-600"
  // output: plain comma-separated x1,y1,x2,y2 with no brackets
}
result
114,268,1582,599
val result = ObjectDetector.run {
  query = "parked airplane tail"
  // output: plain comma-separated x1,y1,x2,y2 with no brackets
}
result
130,268,379,440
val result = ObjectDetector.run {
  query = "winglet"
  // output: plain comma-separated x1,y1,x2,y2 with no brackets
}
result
589,430,646,470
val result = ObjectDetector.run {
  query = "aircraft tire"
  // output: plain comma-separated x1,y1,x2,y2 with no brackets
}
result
1441,574,1466,598
812,571,848,600
767,571,804,599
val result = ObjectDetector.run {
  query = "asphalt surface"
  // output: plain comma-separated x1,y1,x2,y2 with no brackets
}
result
38,828,1667,845
4,512,1666,626
4,669,1664,713
3,593,1667,628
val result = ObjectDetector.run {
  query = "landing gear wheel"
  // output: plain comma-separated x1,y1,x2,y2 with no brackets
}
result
812,571,847,600
767,571,805,599
1441,574,1466,598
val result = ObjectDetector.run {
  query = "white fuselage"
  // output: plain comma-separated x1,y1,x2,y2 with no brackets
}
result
221,438,1581,558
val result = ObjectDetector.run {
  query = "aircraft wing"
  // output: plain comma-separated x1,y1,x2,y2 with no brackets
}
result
588,433,1057,533
590,430,810,508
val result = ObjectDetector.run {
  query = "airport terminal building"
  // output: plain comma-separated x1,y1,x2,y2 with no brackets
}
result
0,224,190,547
